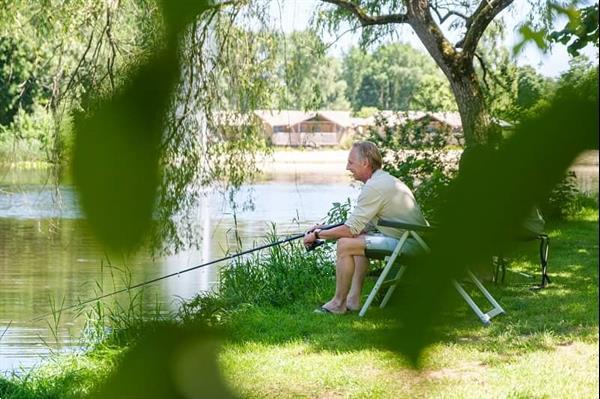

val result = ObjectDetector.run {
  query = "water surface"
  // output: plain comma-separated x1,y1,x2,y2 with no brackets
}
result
0,167,357,373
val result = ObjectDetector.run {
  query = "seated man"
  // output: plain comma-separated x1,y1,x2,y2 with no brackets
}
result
303,141,427,314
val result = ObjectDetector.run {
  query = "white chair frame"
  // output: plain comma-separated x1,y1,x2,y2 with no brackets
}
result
358,221,505,325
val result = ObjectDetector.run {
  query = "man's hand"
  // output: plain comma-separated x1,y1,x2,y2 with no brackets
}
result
303,230,319,249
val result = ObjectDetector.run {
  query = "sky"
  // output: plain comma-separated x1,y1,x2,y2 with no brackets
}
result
266,0,598,78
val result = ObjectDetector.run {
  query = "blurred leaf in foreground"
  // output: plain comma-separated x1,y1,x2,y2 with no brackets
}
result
388,79,598,365
89,324,235,399
72,0,208,252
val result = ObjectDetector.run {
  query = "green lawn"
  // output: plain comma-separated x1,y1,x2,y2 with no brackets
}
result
218,208,598,398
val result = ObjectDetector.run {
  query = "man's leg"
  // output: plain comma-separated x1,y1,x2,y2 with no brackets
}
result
347,255,369,311
322,236,366,313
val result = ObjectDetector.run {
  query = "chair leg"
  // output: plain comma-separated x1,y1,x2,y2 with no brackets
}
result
359,231,409,317
453,271,505,325
491,256,506,284
379,264,407,309
379,230,431,308
538,235,550,288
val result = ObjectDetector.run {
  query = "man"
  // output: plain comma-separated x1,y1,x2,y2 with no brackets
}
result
303,141,427,314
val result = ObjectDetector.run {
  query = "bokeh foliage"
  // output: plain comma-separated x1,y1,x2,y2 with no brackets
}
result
388,79,598,364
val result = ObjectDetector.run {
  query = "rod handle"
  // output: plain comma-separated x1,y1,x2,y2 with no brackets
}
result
306,240,325,252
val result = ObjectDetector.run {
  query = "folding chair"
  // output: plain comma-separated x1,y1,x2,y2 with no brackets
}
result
493,234,550,289
359,220,505,325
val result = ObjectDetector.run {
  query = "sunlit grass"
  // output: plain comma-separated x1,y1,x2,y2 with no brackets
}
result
215,206,598,398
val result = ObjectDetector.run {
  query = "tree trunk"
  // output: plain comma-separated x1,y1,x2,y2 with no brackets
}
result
405,1,498,147
445,64,499,147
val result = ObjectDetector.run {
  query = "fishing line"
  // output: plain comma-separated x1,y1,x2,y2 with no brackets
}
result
27,222,343,323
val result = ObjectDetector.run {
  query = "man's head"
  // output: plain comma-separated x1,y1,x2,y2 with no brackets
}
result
346,141,382,182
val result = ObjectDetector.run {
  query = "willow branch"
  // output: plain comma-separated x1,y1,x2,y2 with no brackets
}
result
474,52,489,90
322,0,408,26
429,4,468,24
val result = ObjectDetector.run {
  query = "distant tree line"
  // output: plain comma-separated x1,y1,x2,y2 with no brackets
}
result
210,26,595,124
1,11,595,162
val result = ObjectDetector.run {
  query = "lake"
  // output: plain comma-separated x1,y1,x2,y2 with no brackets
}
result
0,163,358,373
0,149,597,373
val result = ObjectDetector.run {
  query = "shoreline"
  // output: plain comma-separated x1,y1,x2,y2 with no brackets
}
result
258,148,599,169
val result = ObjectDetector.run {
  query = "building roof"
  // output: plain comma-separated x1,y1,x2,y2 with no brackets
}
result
361,110,463,130
317,111,353,128
254,110,314,127
254,109,363,128
217,109,471,131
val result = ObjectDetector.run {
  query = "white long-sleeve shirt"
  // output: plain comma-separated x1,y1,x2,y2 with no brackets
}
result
345,169,427,238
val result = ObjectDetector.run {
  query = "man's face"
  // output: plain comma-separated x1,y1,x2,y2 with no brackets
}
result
346,147,370,182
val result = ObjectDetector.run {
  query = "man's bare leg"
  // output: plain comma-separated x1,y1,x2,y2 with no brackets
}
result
346,255,369,311
321,237,366,314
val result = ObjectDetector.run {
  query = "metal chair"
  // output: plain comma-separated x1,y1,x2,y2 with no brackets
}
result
359,220,505,325
493,234,550,289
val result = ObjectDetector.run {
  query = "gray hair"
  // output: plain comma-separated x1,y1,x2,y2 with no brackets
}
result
352,141,382,171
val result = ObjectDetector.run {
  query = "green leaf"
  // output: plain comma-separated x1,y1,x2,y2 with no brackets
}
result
72,0,209,253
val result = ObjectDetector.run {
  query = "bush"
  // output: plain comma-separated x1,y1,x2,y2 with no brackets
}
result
181,223,336,319
0,105,54,162
541,171,591,220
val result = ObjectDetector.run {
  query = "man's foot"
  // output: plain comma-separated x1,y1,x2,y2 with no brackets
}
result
346,301,360,313
314,304,346,315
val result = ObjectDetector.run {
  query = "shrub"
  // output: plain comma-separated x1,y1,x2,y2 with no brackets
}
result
541,171,586,220
181,223,336,318
0,105,54,162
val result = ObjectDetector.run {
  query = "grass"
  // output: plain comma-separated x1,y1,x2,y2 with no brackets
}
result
0,207,597,398
214,207,598,398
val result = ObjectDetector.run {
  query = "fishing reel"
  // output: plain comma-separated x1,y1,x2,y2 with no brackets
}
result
306,239,325,252
304,223,343,252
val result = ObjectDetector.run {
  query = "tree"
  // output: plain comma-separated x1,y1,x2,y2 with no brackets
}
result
473,22,555,122
515,66,553,111
1,1,280,253
275,30,349,110
410,73,457,111
0,36,50,126
318,0,520,147
342,42,454,111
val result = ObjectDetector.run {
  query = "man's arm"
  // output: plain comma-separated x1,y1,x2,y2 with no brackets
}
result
315,224,355,240
303,224,355,248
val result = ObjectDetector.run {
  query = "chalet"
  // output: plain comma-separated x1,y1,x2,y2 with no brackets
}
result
359,111,464,146
215,109,468,147
254,110,358,147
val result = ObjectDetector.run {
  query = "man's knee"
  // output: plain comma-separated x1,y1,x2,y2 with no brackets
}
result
336,237,365,257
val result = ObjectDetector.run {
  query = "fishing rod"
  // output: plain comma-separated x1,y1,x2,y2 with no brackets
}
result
29,222,344,322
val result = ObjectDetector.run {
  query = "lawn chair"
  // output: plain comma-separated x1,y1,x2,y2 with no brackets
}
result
493,233,550,288
359,220,505,325
493,207,550,289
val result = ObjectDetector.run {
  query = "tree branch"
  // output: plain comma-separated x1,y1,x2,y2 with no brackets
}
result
322,0,408,26
461,0,514,56
429,4,469,25
473,52,489,91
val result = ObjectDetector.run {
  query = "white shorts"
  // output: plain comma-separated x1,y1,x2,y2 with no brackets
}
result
363,233,423,259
